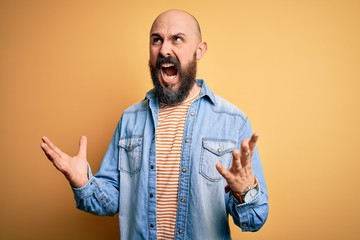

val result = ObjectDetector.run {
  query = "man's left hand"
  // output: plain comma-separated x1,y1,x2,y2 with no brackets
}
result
216,133,259,198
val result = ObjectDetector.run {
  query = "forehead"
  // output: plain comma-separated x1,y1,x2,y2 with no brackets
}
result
150,11,198,38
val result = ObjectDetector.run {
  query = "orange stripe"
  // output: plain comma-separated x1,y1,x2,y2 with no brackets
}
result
155,92,199,238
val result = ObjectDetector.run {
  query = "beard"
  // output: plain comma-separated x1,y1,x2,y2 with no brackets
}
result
149,53,197,105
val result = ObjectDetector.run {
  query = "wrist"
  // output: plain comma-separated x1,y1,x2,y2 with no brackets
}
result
70,176,89,188
233,178,258,203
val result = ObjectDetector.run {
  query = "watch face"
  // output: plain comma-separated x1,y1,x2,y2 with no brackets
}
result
244,188,258,203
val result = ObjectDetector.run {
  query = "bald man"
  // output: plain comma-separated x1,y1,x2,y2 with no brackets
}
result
41,9,268,239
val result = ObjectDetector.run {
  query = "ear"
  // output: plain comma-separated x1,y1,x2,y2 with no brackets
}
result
195,41,207,60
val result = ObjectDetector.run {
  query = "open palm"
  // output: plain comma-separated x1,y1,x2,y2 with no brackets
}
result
40,136,89,188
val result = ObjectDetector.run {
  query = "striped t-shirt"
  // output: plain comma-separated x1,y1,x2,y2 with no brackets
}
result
155,90,200,239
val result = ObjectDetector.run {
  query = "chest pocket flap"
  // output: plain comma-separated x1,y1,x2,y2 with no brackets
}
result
200,139,236,182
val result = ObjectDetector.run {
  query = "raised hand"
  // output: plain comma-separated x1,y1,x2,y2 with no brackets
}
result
216,133,259,200
40,136,89,188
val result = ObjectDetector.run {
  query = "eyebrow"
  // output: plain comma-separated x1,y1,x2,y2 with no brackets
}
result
150,32,186,38
150,33,162,38
173,33,186,38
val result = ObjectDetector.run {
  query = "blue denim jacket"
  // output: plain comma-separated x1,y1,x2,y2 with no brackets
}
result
73,79,268,240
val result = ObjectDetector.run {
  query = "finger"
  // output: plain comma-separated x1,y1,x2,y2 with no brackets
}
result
40,141,60,162
240,138,251,167
240,138,250,159
231,149,242,169
249,133,259,153
41,136,62,157
78,136,87,158
216,162,231,181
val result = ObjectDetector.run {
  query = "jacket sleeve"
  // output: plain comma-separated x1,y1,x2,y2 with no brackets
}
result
227,118,269,232
71,121,121,216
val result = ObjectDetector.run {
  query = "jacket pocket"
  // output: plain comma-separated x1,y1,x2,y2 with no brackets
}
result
118,137,143,176
200,138,236,182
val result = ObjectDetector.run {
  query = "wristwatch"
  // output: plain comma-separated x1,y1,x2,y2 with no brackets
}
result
244,185,259,203
230,178,259,203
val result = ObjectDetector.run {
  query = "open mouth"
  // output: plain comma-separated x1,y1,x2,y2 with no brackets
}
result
160,63,178,83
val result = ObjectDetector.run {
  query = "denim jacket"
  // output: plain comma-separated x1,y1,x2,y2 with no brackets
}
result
73,79,268,240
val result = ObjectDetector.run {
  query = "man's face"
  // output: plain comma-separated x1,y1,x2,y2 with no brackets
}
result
148,11,203,105
149,53,197,105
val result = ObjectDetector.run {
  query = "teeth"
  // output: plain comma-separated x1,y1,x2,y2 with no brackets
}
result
165,75,176,80
161,63,174,68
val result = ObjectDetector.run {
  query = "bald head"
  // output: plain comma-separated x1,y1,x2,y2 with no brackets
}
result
148,9,208,105
150,9,202,42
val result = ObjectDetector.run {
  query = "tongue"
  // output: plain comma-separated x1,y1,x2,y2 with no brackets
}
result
163,66,177,76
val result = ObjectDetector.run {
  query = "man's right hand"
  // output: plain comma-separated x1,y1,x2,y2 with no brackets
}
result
40,136,89,188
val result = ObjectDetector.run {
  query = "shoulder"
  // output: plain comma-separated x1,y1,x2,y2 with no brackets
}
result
123,99,149,114
210,94,247,121
199,79,247,120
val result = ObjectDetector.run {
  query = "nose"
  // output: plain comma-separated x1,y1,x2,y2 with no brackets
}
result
159,40,172,57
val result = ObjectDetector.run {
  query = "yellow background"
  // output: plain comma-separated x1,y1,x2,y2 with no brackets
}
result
1,0,359,239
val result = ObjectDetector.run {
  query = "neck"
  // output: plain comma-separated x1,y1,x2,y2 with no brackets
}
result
184,82,200,102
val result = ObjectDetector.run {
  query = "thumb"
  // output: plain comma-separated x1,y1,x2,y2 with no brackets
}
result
78,136,87,158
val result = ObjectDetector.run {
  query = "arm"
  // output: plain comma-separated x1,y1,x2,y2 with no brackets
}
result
40,127,121,216
216,122,269,231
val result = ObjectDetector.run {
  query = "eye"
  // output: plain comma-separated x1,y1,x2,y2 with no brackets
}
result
173,35,183,43
152,37,163,45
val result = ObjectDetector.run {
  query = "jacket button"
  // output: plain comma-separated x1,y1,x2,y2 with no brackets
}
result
182,168,187,173
150,224,154,228
180,198,185,203
178,229,183,234
185,139,189,143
